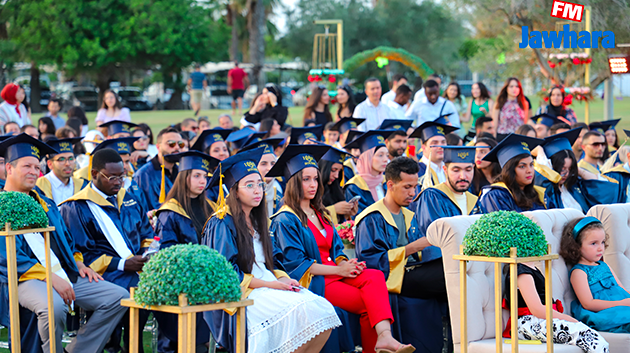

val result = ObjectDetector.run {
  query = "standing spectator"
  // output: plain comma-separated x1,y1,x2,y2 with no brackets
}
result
38,116,56,140
45,98,66,129
227,61,249,116
353,78,393,132
444,82,468,123
386,84,413,120
413,73,441,102
0,83,31,129
242,84,288,129
180,118,199,133
466,82,494,127
381,74,408,105
405,80,460,127
303,85,332,126
218,114,234,130
492,77,528,140
67,106,89,136
17,85,31,122
336,85,357,119
535,85,578,125
187,63,207,117
95,89,131,126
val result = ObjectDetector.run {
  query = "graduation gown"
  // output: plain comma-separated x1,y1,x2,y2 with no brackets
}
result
344,175,387,218
343,158,356,184
133,156,178,211
74,166,148,214
202,210,289,352
578,160,618,183
603,165,630,203
265,178,284,217
476,182,547,214
414,184,478,260
35,175,88,203
417,161,441,187
0,191,80,353
270,206,356,352
354,198,450,353
59,186,154,289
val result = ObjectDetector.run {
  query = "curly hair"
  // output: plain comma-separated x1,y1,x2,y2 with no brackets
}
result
560,217,608,267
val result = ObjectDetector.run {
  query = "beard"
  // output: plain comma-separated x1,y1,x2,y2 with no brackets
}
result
388,146,404,158
448,178,471,193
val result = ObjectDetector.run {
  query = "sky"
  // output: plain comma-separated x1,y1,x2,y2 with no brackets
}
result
273,0,298,35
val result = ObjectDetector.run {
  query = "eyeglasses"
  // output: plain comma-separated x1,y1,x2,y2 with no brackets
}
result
243,182,265,190
99,171,125,183
166,140,186,149
587,142,607,148
560,168,571,177
54,156,75,163
136,136,149,141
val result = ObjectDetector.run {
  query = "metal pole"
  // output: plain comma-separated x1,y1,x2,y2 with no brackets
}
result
337,22,343,71
584,7,591,123
604,78,614,121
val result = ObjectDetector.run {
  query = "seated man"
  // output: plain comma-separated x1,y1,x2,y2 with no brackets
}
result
0,133,128,352
355,157,446,352
36,137,88,204
409,121,458,188
59,148,157,351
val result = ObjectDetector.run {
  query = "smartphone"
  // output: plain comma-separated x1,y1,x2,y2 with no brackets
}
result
350,195,361,204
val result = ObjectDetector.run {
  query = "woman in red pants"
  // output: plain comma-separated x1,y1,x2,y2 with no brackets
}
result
269,143,414,353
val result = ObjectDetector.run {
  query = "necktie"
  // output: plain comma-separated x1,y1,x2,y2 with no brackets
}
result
107,196,117,207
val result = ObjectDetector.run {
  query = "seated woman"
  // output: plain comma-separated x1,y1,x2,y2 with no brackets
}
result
154,151,218,351
191,128,232,161
476,133,547,213
203,148,339,353
344,130,393,217
470,137,500,195
534,128,619,213
268,144,414,353
560,217,630,334
289,124,325,145
319,146,358,224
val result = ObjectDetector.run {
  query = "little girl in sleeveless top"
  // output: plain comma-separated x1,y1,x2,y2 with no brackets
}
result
560,216,630,334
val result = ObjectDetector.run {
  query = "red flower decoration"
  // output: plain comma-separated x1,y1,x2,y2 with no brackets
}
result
307,75,314,82
586,58,593,64
564,94,573,106
328,76,336,83
544,97,549,102
549,63,556,69
572,58,580,65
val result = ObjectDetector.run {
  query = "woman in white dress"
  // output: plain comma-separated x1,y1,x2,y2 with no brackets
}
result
203,149,340,353
0,83,31,130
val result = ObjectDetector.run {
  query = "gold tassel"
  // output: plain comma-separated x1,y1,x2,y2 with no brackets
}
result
215,164,227,219
87,154,93,181
159,165,166,204
421,151,434,190
340,164,345,187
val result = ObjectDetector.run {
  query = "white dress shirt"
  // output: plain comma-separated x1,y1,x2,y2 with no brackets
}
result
413,88,426,103
406,96,460,128
386,101,407,120
421,155,446,183
381,90,396,104
44,172,75,205
353,99,393,132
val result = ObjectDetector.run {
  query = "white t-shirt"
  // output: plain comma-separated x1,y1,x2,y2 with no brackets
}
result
452,192,468,215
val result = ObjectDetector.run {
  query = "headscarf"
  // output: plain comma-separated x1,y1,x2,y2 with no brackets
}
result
356,146,385,201
545,86,567,121
0,84,20,117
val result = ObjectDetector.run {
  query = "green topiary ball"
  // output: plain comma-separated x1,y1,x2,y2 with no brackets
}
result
463,211,548,257
0,191,48,230
135,244,242,306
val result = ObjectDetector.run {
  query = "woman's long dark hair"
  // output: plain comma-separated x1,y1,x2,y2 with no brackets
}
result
165,169,213,240
473,82,491,100
303,86,332,125
265,84,283,107
336,85,357,119
135,123,155,145
38,117,56,135
284,168,331,227
550,149,578,188
67,106,89,125
496,77,526,110
443,82,464,105
472,138,500,194
101,89,123,110
319,159,345,206
226,181,275,273
499,153,544,210
259,118,275,138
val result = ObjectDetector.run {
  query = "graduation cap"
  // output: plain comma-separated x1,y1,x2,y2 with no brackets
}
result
44,137,83,155
530,113,560,128
434,112,454,125
92,137,139,156
0,133,58,163
482,133,543,168
290,125,324,144
191,128,232,152
100,120,138,136
624,129,630,138
321,145,350,187
379,119,414,131
227,129,266,150
589,119,621,133
441,146,482,164
266,144,331,180
343,130,396,155
239,138,284,155
166,151,219,174
331,117,365,134
541,128,582,158
409,121,459,143
210,147,266,219
345,130,364,145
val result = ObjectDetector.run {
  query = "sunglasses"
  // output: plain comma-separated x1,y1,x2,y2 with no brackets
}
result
587,142,607,148
136,136,149,141
166,140,186,149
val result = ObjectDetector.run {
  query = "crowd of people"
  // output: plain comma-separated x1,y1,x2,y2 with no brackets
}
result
0,69,628,353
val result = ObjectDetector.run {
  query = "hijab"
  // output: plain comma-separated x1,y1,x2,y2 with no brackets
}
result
0,84,21,116
356,146,385,201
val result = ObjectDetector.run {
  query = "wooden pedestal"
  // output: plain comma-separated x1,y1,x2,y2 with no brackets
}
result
453,245,558,353
121,288,253,353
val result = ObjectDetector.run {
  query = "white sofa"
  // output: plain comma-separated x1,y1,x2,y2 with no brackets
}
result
427,208,630,353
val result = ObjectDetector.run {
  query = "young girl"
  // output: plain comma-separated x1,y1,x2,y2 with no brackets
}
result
203,148,339,353
561,216,630,333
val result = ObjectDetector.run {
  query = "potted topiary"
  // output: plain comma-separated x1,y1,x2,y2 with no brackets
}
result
453,211,558,353
122,244,252,352
0,191,57,352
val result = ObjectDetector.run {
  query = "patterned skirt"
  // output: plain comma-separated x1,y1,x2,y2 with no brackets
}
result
517,315,609,353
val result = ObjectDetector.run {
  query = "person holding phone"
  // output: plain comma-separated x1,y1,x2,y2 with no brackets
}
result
268,144,414,353
319,145,359,224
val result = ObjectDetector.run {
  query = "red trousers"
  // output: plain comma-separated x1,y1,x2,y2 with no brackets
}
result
325,269,394,353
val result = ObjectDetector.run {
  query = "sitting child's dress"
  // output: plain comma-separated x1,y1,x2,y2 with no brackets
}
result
505,263,609,353
571,261,630,333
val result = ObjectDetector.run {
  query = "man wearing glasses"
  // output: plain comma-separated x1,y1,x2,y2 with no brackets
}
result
36,137,89,205
578,131,618,182
133,127,185,210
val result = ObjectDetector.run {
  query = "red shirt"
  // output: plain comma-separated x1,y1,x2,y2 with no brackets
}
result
228,67,247,90
307,212,342,284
